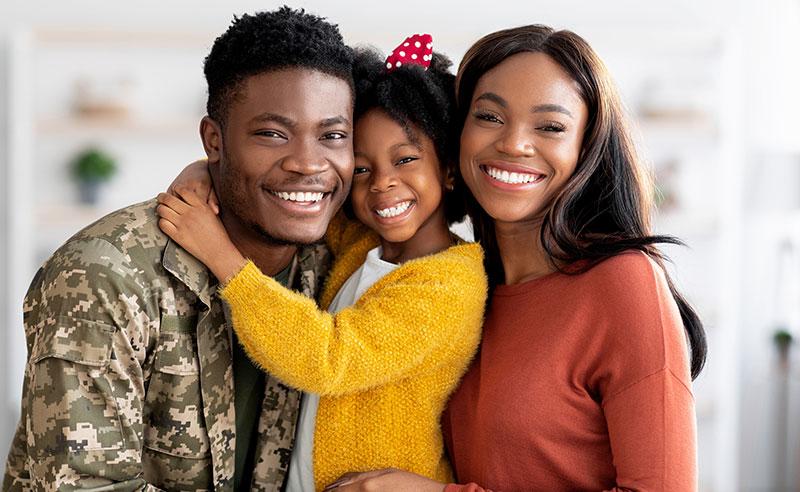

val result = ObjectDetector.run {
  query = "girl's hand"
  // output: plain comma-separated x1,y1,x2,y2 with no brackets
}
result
156,191,246,283
166,159,219,214
324,468,446,492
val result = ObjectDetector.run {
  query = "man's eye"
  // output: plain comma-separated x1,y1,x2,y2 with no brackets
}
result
354,167,369,175
322,132,348,140
255,130,285,138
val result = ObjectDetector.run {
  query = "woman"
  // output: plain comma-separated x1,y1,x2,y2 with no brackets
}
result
330,24,705,492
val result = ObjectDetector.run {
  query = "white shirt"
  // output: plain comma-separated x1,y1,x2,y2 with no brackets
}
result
286,246,399,491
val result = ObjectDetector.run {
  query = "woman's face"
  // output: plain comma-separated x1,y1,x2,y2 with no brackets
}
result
459,51,589,227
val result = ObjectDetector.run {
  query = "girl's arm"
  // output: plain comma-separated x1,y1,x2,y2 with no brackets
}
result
156,191,246,284
165,158,376,257
220,244,487,396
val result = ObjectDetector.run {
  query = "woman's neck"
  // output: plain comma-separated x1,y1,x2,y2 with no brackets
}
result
495,218,555,285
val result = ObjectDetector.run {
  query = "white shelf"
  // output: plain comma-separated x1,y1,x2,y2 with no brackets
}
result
36,116,200,136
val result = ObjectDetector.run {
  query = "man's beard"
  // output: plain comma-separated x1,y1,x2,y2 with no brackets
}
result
215,149,322,247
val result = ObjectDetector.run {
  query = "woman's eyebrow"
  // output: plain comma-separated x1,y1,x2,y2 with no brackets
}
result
531,104,573,118
475,93,573,118
475,92,506,108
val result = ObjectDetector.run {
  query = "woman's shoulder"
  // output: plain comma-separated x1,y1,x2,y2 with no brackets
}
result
581,250,665,296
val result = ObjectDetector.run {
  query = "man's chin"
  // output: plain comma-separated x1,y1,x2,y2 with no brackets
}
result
251,222,327,246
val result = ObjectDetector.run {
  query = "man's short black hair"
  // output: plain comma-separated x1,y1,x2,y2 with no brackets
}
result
204,6,354,125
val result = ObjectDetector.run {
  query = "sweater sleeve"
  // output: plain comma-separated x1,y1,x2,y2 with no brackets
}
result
596,253,698,491
219,245,487,396
599,368,697,492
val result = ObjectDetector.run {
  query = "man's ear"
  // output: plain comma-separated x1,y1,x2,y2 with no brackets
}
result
200,116,223,164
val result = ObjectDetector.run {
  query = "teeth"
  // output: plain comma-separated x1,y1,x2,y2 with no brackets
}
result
376,201,412,218
485,166,540,184
272,191,325,203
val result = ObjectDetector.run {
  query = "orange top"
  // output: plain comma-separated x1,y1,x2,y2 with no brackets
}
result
443,251,697,492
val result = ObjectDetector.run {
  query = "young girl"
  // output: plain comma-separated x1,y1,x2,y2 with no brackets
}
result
156,36,487,491
331,25,705,492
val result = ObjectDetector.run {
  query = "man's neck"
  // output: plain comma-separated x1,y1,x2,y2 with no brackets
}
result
220,213,297,277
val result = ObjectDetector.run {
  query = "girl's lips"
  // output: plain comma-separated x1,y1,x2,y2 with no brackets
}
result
372,200,416,225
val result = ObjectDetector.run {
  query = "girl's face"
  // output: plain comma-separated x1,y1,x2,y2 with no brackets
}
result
459,52,588,228
351,109,449,245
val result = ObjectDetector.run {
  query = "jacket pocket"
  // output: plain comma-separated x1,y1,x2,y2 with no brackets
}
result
144,314,211,459
28,317,124,455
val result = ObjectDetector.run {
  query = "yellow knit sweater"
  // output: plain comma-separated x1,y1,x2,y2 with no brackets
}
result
219,215,487,491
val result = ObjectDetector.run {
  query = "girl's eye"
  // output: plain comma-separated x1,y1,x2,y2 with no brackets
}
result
322,131,348,140
354,166,369,175
396,156,418,166
474,111,503,124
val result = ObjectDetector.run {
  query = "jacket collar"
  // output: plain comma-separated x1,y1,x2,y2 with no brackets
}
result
161,238,216,307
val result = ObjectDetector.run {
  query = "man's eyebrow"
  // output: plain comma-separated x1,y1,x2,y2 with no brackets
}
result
320,116,351,128
251,112,295,128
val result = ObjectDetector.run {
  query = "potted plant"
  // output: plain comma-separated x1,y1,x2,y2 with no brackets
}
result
71,147,117,205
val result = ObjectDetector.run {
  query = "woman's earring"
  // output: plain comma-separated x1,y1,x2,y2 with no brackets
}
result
444,173,455,191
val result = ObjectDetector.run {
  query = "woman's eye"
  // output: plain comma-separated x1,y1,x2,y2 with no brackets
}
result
474,111,502,124
396,156,418,166
538,122,566,133
354,167,369,175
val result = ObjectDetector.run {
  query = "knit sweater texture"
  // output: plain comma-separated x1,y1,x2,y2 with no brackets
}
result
220,214,488,491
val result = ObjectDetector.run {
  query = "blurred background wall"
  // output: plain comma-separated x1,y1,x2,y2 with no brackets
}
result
1,1,799,490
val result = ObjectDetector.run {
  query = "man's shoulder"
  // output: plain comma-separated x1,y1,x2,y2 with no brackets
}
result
47,198,167,269
71,198,166,256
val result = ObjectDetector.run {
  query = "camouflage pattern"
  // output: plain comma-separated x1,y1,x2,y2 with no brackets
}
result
2,199,331,491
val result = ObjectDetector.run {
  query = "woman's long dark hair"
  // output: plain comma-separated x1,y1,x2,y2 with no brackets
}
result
456,25,707,379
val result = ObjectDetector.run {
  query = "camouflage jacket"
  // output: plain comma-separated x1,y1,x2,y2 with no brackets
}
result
2,199,331,492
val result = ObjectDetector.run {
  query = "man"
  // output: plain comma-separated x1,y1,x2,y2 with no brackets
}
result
2,7,355,491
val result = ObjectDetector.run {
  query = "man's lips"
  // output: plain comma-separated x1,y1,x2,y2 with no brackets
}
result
268,190,327,203
262,187,334,214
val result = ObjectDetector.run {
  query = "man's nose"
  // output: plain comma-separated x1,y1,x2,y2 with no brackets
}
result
281,138,329,175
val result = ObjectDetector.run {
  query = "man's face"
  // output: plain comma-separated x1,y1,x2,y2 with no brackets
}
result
208,68,354,245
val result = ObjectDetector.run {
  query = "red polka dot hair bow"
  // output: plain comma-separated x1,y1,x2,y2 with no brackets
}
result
385,33,434,72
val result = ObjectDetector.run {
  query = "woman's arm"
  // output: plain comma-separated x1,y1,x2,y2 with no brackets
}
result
595,253,698,491
221,244,487,396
